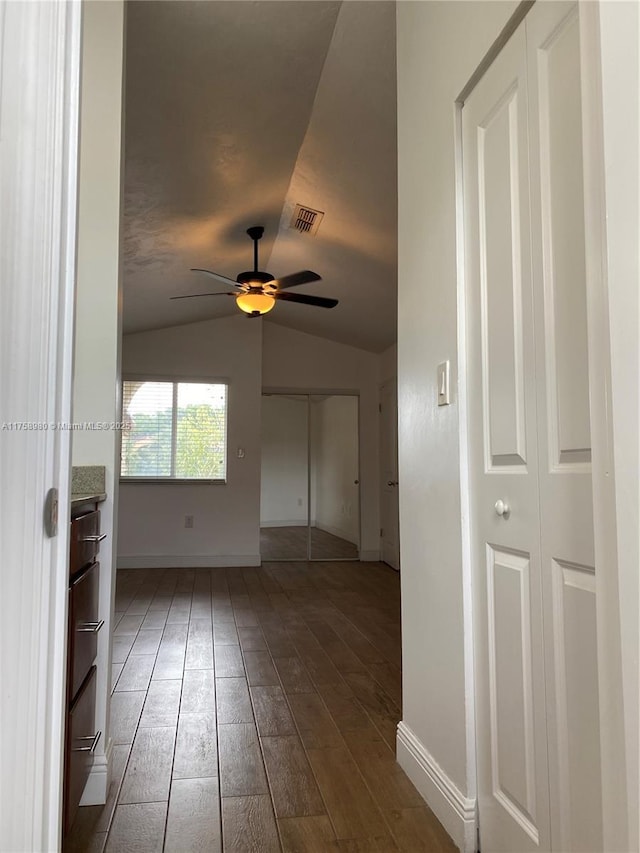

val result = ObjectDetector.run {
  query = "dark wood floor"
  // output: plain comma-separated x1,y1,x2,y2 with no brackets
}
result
260,527,359,561
66,563,455,853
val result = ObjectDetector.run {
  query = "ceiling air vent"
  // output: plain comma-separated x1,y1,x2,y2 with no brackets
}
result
290,204,324,236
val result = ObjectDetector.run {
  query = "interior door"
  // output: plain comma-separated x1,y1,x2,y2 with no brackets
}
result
380,379,400,570
463,21,551,853
465,3,600,851
526,4,601,850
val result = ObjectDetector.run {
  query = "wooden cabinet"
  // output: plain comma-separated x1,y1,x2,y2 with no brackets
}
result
65,665,98,831
63,503,104,838
69,560,102,700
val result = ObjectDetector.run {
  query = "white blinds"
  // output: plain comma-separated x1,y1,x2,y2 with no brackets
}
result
121,380,227,480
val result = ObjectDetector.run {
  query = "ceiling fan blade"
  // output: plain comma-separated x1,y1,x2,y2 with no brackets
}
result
190,268,242,288
274,291,338,309
268,270,321,290
170,292,235,300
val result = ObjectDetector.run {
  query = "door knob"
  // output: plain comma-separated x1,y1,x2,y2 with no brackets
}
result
387,480,398,487
354,480,359,485
494,499,510,518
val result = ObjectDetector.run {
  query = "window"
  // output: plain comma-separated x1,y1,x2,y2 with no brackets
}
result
121,379,227,481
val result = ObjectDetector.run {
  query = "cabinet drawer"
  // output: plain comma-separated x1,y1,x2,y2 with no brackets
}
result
70,510,103,577
69,561,102,699
65,666,100,835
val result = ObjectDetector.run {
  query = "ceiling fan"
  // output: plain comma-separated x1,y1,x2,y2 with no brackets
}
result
171,226,338,317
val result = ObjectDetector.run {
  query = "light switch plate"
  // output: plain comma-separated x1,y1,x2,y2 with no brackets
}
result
437,360,451,406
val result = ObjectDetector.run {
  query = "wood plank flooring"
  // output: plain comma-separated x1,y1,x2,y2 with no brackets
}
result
66,563,455,853
260,527,359,561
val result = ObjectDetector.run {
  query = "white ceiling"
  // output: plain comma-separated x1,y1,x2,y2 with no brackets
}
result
123,1,397,353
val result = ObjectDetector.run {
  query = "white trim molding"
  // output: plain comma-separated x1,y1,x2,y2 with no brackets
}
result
0,1,81,850
80,738,112,807
117,554,262,569
397,722,477,853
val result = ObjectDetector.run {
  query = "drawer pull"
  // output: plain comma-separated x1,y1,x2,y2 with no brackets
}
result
77,620,104,634
72,731,101,753
80,534,106,543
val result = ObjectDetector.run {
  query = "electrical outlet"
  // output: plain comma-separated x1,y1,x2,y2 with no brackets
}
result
184,515,194,529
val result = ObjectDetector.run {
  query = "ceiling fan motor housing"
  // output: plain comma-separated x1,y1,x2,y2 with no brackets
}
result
236,269,275,286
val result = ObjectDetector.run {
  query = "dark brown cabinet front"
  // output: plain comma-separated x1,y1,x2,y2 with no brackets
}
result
63,504,104,842
65,665,99,834
69,561,101,699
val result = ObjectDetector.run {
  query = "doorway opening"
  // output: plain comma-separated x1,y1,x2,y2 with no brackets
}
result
260,393,360,561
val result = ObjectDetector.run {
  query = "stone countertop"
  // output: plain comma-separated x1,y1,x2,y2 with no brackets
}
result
72,464,106,495
71,465,107,509
71,492,107,509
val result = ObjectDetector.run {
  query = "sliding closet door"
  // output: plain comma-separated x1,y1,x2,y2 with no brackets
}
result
260,394,309,560
309,395,360,560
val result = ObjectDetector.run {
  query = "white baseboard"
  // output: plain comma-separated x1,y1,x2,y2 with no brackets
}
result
359,549,381,562
397,722,477,853
117,554,261,569
260,520,313,528
80,737,112,806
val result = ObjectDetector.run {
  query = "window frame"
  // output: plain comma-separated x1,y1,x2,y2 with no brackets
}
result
119,374,229,484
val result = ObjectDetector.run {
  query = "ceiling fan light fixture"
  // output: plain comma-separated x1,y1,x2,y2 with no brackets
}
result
235,291,275,315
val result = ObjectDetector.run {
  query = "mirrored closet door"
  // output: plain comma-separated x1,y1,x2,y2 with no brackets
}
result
260,393,360,561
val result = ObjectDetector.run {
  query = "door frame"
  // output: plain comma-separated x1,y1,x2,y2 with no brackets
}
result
0,2,81,850
454,2,629,851
379,377,400,571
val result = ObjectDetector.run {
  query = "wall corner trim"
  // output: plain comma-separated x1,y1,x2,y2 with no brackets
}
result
80,737,112,807
397,722,477,853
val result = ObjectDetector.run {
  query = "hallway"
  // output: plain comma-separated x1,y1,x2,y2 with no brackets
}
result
67,563,455,852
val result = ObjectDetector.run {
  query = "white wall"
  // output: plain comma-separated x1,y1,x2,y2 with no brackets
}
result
118,316,262,567
396,2,518,847
312,396,360,544
260,395,308,526
262,321,380,560
72,0,124,806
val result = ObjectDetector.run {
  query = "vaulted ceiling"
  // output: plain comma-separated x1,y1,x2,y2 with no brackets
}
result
123,1,397,353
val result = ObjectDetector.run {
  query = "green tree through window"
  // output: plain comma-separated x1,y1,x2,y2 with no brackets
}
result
121,380,227,480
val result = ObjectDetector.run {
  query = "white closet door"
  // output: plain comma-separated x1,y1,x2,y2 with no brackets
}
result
526,3,602,851
465,2,602,851
463,22,552,853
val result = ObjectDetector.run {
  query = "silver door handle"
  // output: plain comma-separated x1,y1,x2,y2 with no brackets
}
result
72,731,101,753
494,499,510,518
77,620,104,633
387,480,398,487
80,533,106,542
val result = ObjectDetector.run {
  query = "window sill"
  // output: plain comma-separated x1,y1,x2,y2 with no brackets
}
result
120,478,227,485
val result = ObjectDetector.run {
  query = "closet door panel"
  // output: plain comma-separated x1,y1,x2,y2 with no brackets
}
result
526,3,602,851
463,22,551,853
